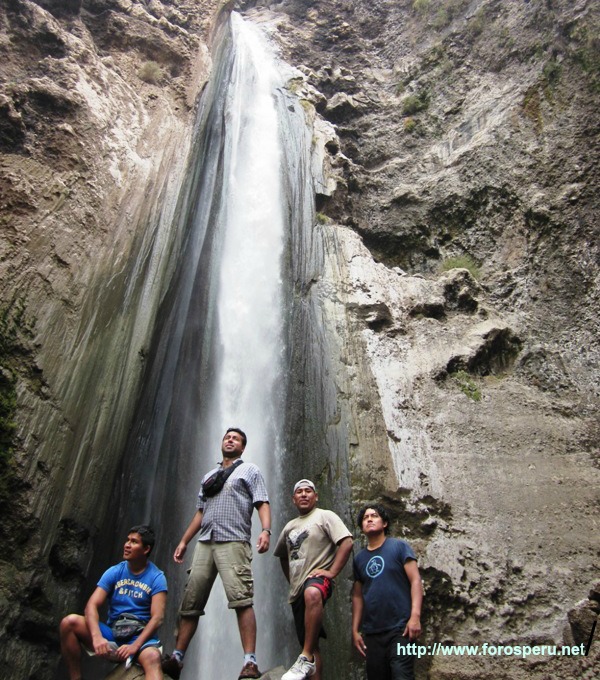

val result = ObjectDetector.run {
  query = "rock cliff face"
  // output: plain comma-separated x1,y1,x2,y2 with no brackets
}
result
0,0,598,679
0,0,218,676
268,0,599,677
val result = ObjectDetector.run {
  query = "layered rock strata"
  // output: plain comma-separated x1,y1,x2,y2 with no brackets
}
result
0,0,217,676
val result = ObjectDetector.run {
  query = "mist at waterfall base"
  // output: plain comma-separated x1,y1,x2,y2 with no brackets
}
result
109,12,309,678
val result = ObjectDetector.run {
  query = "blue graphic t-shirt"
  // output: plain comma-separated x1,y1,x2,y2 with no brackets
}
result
98,561,168,625
353,537,416,634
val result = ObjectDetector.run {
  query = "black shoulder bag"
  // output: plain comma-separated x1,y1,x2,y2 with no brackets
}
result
202,459,243,498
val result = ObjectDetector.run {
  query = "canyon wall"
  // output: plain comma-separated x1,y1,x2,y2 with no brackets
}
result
0,0,219,676
266,0,599,677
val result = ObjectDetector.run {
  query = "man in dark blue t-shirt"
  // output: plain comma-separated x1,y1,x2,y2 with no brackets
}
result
352,504,423,680
59,525,167,680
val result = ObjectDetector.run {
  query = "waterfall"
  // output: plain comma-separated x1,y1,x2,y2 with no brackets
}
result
111,9,312,677
190,13,290,676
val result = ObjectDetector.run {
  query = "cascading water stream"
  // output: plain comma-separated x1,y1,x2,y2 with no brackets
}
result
192,14,290,677
112,10,311,677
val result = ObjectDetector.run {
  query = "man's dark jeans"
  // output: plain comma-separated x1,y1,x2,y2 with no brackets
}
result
364,629,415,680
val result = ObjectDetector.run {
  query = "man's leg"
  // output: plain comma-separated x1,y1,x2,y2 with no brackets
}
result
174,542,218,652
138,646,163,680
162,542,218,679
214,542,260,678
214,542,256,652
388,632,415,680
59,614,93,680
173,616,200,652
236,605,257,653
301,586,324,662
312,647,322,680
364,632,392,680
284,577,331,680
283,587,324,680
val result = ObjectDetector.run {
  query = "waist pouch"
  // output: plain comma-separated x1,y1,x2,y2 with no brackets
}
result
111,614,146,641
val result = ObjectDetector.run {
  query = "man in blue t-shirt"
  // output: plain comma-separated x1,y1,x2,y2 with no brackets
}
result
352,505,423,680
59,525,167,680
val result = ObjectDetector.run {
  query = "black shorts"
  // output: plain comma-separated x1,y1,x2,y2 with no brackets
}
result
290,576,334,646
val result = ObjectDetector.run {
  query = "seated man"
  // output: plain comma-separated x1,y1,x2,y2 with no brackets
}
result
59,525,167,680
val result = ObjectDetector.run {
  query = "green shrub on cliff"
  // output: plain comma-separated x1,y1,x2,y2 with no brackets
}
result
138,61,163,85
404,117,417,133
413,0,431,13
452,370,481,401
0,307,20,506
569,18,600,91
402,91,430,115
0,372,16,502
440,255,481,280
413,0,470,29
542,58,562,87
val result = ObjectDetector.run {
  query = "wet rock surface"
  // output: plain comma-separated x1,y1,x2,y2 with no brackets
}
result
0,1,217,677
259,0,599,677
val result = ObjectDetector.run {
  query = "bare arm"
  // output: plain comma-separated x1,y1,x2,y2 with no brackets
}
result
310,536,353,579
279,556,290,582
402,560,423,641
174,510,203,563
84,587,111,656
113,591,167,661
351,580,367,658
255,502,271,554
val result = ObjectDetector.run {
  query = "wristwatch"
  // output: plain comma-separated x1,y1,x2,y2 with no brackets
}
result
261,528,272,535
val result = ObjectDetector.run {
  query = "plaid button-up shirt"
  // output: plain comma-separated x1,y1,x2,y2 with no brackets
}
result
196,461,269,543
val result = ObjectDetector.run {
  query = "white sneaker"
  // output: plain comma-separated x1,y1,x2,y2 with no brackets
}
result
282,655,316,680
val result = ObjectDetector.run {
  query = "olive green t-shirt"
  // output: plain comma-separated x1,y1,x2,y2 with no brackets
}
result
274,507,352,602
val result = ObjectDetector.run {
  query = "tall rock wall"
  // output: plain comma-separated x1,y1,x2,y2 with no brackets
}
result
0,0,219,676
257,0,599,677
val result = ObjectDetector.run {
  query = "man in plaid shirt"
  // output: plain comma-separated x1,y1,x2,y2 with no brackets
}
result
162,428,271,680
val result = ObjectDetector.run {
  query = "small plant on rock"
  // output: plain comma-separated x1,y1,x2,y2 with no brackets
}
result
453,370,481,401
413,0,431,13
542,58,562,86
522,87,543,133
440,255,481,280
402,91,430,115
138,61,163,85
404,117,417,133
432,7,450,29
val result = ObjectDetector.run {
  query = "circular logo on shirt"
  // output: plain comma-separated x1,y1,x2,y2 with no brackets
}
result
365,555,385,578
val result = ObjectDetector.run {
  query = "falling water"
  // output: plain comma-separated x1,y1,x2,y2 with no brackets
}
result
192,13,290,677
112,9,309,677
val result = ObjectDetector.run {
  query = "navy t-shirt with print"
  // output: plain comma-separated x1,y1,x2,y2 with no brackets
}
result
353,537,416,634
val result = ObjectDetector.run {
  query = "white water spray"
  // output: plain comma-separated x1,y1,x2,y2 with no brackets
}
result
186,14,290,678
213,13,286,446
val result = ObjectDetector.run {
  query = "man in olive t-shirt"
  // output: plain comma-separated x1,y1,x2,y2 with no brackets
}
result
275,479,353,680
